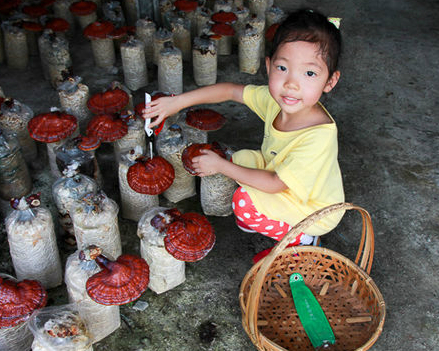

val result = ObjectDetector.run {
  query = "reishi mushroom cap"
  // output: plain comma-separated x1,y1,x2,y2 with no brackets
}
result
86,114,128,142
211,11,238,24
83,20,115,39
87,87,129,114
109,25,136,39
77,135,101,151
45,18,70,33
181,142,227,175
70,1,97,16
86,254,149,305
127,156,175,195
0,276,48,328
22,21,44,32
22,4,48,17
164,212,215,262
174,0,198,12
185,108,226,131
28,111,77,143
211,23,235,36
266,23,280,42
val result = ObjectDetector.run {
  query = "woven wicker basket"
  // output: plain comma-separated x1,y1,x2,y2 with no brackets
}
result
239,203,385,351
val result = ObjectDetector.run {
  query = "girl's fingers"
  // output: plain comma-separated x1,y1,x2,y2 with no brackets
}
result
148,117,162,128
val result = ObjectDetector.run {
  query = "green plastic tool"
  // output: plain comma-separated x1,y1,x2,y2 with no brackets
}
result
289,272,335,349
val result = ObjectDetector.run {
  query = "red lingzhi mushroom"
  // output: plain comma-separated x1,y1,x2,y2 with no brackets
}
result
87,87,129,114
109,26,136,41
211,11,238,24
86,253,149,305
69,1,97,17
83,20,114,40
0,275,48,328
181,142,227,175
28,111,77,143
127,156,175,195
86,114,128,142
210,23,235,37
185,108,226,131
45,18,70,34
174,0,198,12
77,135,101,151
164,212,215,262
22,4,48,18
266,23,280,42
22,21,44,33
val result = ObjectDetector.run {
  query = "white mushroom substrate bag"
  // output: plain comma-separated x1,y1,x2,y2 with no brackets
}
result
156,124,196,203
120,38,148,91
65,252,120,343
0,98,37,164
113,117,146,162
192,36,217,87
118,156,159,222
137,207,185,294
70,192,122,259
58,82,91,134
52,174,98,237
200,145,237,216
29,304,93,351
6,205,63,289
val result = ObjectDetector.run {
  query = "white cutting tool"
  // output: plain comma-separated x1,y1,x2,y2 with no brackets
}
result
144,92,153,159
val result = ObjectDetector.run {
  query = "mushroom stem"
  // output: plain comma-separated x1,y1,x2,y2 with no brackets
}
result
94,254,114,271
94,255,133,282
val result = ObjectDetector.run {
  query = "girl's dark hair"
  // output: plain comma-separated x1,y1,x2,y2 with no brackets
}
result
270,9,342,76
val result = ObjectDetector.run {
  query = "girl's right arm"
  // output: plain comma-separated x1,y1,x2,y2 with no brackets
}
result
143,83,245,128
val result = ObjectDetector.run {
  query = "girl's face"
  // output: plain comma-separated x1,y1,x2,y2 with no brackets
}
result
266,41,339,118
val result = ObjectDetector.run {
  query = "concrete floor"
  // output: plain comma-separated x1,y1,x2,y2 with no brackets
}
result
1,0,439,350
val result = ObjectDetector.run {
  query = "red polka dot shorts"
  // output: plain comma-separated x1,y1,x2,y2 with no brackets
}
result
232,186,313,245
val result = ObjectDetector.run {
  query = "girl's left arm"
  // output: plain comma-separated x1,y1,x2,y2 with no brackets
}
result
192,150,288,193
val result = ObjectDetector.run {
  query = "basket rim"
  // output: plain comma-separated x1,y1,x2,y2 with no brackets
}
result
239,245,386,351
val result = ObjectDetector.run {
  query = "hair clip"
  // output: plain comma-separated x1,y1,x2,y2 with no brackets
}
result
328,17,341,29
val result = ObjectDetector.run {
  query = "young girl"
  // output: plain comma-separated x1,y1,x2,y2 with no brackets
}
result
143,9,345,260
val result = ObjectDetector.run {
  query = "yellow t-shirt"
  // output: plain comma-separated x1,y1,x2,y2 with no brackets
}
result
232,85,345,236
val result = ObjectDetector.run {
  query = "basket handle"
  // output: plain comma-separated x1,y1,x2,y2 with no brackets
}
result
246,202,375,341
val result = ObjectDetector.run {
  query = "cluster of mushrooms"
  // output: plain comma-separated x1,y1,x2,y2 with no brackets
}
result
0,46,230,351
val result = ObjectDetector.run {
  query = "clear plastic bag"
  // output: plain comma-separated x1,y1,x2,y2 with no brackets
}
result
118,147,159,221
28,304,93,351
70,192,122,259
0,130,32,200
52,171,98,237
65,251,120,343
156,124,196,203
6,198,63,289
200,144,237,216
0,98,37,163
137,207,185,294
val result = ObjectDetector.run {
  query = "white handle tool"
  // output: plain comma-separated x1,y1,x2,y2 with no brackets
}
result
144,93,153,159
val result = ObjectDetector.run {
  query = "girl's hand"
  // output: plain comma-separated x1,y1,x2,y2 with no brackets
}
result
142,95,180,128
191,149,226,177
